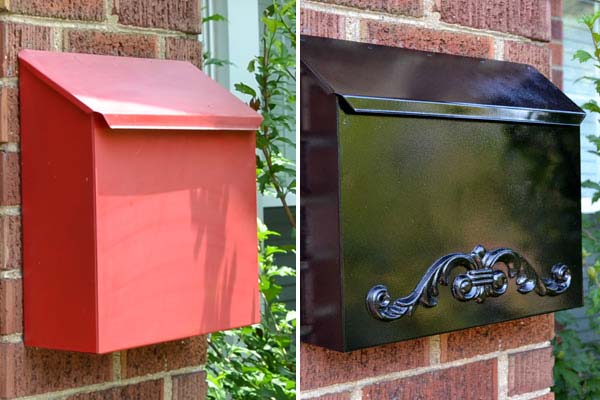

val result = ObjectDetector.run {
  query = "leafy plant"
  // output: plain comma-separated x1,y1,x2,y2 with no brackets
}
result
553,10,600,399
205,1,296,399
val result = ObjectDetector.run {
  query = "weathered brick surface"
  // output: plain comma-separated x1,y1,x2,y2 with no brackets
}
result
533,393,554,400
362,359,497,399
317,0,422,17
65,30,159,58
504,41,551,78
435,0,551,41
0,343,112,398
0,215,21,271
123,336,206,378
172,371,207,400
552,19,562,41
113,0,201,34
8,0,105,21
551,0,562,17
165,37,202,69
312,393,352,400
552,69,563,89
0,22,53,77
508,347,554,396
0,152,20,206
549,42,562,66
0,278,22,335
300,339,428,390
440,315,554,362
300,8,346,39
0,87,19,143
65,380,163,400
361,20,495,58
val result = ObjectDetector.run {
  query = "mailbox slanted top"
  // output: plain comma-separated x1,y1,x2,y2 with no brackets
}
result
18,49,262,130
301,35,585,126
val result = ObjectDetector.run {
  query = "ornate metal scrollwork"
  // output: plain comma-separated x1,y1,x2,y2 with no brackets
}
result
365,245,571,321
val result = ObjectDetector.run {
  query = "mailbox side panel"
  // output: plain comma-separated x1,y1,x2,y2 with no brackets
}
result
339,114,582,351
299,62,345,350
92,120,259,352
20,65,99,352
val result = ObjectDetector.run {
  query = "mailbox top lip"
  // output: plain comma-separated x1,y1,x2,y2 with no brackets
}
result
18,49,263,131
301,35,585,126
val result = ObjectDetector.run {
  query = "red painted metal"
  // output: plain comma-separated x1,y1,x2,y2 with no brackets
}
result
19,50,262,353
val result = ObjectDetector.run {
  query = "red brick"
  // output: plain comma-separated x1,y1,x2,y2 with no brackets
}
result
0,22,53,77
436,0,551,41
552,69,563,89
300,339,428,390
0,87,19,143
549,42,562,66
165,37,202,69
311,393,352,400
0,278,22,335
0,215,21,271
300,8,346,40
363,359,497,399
551,0,562,17
0,343,112,398
123,336,206,378
0,152,20,206
9,0,105,21
172,371,206,400
440,315,554,362
318,0,422,17
504,41,551,78
66,379,163,399
113,0,201,34
361,20,494,58
65,30,159,58
508,347,554,396
552,19,562,41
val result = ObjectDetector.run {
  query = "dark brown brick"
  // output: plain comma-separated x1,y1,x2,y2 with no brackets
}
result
65,379,163,399
0,215,21,271
318,0,422,17
0,343,112,398
65,30,159,58
436,0,551,41
123,336,206,378
508,347,554,396
300,339,428,391
9,0,105,21
0,278,22,335
440,315,554,362
113,0,201,34
300,8,346,39
361,20,495,58
551,19,562,41
0,22,53,77
0,87,19,143
0,152,20,206
363,359,497,399
504,41,551,78
165,37,202,69
172,371,206,400
552,69,563,89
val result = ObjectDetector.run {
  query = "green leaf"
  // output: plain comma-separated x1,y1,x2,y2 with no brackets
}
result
574,50,594,63
234,83,257,98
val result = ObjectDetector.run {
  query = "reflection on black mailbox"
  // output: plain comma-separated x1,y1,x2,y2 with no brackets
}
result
300,35,585,352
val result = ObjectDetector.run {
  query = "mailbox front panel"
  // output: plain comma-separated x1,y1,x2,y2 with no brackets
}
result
339,112,582,351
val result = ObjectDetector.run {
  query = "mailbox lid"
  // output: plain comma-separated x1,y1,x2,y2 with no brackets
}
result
18,49,262,130
301,35,585,125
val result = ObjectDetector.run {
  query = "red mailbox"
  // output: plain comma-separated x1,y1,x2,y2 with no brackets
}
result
19,50,262,353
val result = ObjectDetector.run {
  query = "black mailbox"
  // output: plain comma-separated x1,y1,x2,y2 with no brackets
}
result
300,35,585,352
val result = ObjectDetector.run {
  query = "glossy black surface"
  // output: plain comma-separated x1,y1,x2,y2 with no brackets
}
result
300,35,584,352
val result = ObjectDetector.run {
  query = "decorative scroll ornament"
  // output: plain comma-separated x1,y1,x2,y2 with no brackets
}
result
365,245,571,321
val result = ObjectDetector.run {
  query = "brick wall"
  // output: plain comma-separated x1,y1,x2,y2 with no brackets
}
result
299,0,562,399
0,1,205,399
